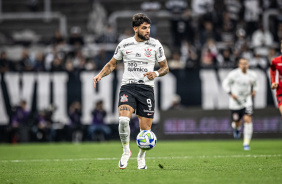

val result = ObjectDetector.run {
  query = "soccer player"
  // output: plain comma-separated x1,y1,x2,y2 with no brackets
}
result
222,58,258,150
270,40,282,116
93,13,169,169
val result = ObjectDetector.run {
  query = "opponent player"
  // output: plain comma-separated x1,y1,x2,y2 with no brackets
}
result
270,40,282,115
222,58,258,150
93,13,169,169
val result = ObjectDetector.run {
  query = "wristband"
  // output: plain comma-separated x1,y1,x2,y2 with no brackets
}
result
154,71,159,77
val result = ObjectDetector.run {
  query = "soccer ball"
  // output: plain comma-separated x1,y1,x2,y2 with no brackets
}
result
136,130,157,150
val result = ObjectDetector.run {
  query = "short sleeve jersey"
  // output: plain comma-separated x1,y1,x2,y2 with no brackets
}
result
113,37,166,87
270,56,282,96
222,68,258,110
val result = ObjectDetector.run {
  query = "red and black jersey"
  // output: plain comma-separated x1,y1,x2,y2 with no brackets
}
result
270,55,282,96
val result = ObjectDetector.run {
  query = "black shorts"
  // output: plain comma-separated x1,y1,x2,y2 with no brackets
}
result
118,84,155,118
230,106,253,122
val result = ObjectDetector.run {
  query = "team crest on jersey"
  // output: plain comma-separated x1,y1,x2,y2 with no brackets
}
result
120,94,128,102
144,48,152,57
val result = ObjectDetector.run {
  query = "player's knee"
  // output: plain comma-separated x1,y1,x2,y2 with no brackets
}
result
244,120,252,124
243,115,252,123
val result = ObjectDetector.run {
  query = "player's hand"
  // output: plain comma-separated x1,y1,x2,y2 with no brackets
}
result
271,82,278,89
230,94,238,100
251,91,256,97
93,74,102,88
143,72,157,80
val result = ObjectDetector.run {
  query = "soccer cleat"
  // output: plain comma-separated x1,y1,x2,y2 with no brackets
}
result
137,157,147,169
243,145,251,151
233,129,241,139
119,151,131,169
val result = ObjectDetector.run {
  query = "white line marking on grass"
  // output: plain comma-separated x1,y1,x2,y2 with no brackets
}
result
1,154,281,163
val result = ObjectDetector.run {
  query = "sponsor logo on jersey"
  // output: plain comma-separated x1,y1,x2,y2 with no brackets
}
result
131,60,148,64
145,41,156,47
136,53,141,57
120,94,128,102
144,48,152,57
128,67,148,72
128,61,148,72
126,51,133,54
278,63,282,66
123,42,134,48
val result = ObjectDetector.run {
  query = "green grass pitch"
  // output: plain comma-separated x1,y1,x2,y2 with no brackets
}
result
0,139,281,184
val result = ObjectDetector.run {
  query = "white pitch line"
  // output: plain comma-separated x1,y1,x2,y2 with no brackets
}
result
0,154,281,163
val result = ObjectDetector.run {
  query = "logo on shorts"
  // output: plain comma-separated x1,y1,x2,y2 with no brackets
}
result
233,113,239,121
120,94,128,102
144,48,152,57
147,113,153,116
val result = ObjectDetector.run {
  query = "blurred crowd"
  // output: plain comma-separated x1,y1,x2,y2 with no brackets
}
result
1,0,282,75
0,27,115,74
155,0,282,69
7,99,111,143
5,99,143,143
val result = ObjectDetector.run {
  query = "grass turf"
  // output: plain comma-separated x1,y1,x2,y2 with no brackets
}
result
0,139,281,184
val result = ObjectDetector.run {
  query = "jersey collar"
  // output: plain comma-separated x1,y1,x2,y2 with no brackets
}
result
133,36,150,44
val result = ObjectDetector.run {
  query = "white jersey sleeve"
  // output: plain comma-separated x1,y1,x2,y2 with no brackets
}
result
222,70,235,94
155,40,166,62
113,41,124,61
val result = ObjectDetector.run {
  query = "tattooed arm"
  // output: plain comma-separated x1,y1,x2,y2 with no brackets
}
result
143,59,169,80
157,59,169,77
93,57,119,88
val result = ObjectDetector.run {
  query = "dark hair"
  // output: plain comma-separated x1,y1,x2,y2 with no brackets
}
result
132,13,151,27
96,100,103,106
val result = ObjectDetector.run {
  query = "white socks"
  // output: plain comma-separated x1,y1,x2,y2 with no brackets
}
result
119,116,130,153
138,149,146,158
119,119,148,158
243,123,253,146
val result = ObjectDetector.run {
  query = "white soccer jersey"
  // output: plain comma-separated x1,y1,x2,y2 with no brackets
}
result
222,68,258,110
113,37,166,87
